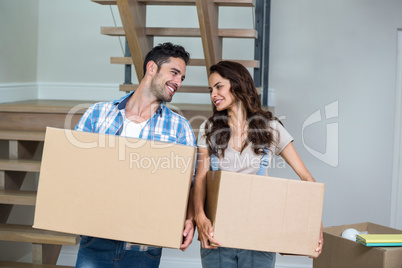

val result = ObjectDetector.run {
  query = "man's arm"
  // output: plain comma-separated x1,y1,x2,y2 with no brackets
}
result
180,186,196,251
179,119,196,251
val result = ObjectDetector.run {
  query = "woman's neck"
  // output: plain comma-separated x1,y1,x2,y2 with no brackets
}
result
227,103,248,152
227,102,247,129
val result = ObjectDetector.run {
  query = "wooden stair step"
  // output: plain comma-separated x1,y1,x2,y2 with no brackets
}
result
92,0,255,7
0,261,73,268
0,100,91,132
0,190,36,206
119,84,208,93
213,0,255,6
0,159,41,172
0,224,79,246
165,103,212,112
120,84,261,94
0,100,91,114
91,0,117,4
111,57,260,68
101,27,257,39
0,130,45,141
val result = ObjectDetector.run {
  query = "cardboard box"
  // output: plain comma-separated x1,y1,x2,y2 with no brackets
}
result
33,127,196,248
313,222,402,268
205,170,325,257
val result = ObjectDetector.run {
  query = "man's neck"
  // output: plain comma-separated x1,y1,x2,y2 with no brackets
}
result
124,83,162,123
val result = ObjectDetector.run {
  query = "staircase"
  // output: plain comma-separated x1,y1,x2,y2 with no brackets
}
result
0,100,87,267
91,0,261,94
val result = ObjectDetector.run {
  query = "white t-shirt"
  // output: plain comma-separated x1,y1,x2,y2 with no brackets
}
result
121,115,149,138
197,119,293,176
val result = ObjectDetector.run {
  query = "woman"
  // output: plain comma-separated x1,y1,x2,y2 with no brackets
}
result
193,61,323,268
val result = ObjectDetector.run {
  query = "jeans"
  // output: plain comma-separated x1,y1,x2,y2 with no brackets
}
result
76,236,162,268
201,247,276,268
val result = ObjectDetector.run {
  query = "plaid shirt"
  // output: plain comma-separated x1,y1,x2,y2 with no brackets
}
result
75,92,195,146
75,92,196,251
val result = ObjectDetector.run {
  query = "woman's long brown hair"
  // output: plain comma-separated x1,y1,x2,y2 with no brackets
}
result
205,61,278,157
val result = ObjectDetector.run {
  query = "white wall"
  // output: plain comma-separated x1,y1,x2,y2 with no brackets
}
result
0,0,39,83
267,3,402,266
0,0,39,102
392,30,402,230
269,0,402,226
1,0,402,267
34,0,254,104
0,0,39,261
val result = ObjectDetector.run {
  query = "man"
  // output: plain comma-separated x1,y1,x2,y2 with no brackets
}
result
74,43,196,268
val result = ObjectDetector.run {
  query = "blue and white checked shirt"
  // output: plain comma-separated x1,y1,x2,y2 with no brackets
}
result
75,92,196,146
75,92,196,251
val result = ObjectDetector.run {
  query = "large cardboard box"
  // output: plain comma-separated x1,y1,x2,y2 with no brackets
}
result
205,170,325,257
313,222,402,268
33,127,196,248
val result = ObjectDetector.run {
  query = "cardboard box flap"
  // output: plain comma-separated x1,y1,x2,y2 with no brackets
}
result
314,222,402,268
34,127,196,248
324,222,402,237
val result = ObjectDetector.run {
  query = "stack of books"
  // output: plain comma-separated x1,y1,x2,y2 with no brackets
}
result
356,234,402,247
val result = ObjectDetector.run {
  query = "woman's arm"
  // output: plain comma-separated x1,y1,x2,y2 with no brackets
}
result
193,147,221,248
280,142,315,182
280,142,323,257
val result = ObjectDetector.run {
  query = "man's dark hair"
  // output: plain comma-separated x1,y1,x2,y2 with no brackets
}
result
143,42,190,76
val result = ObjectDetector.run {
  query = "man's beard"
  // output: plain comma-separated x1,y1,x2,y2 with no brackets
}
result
150,73,172,103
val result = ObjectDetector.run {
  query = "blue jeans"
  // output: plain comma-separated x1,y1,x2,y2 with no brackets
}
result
76,236,162,268
201,247,276,268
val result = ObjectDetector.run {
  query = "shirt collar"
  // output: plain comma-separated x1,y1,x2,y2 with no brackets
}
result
115,92,133,110
114,91,164,117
